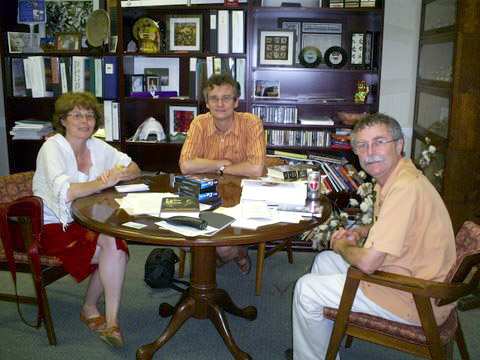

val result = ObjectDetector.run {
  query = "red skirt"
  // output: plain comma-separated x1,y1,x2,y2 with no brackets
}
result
40,222,129,283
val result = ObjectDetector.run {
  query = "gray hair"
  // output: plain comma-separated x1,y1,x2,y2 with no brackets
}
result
350,113,404,155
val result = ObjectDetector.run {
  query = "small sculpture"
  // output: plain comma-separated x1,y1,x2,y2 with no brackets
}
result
354,80,370,103
133,18,161,53
129,117,166,142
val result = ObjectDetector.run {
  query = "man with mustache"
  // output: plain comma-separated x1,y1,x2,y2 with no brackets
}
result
285,113,455,360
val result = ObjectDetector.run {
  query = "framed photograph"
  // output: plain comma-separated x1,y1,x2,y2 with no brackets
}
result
109,36,118,53
258,29,295,66
279,20,301,64
7,32,40,53
127,74,145,94
146,76,160,92
166,15,202,52
40,37,56,52
144,68,170,86
168,105,199,136
254,80,280,98
55,32,82,52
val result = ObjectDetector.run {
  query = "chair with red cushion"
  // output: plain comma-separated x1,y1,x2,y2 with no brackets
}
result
0,171,67,346
324,221,480,360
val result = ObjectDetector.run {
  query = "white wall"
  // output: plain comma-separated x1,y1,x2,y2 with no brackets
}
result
0,60,10,175
379,0,422,158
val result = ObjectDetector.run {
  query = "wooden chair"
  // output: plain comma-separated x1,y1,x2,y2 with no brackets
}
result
0,172,67,346
324,221,480,360
178,240,294,296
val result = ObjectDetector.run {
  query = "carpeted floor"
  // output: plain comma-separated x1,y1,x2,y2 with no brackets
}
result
1,245,479,360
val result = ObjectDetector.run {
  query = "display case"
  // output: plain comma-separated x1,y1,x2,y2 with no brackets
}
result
411,0,480,231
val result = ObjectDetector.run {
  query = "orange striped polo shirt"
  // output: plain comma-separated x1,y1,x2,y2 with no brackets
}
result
179,112,266,166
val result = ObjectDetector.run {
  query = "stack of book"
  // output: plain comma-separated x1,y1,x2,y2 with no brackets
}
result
266,164,310,181
331,128,352,150
174,175,219,202
9,119,53,140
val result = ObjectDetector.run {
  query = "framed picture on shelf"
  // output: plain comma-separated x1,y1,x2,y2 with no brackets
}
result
254,80,280,98
279,20,301,63
350,31,373,67
127,74,145,94
168,105,198,136
258,29,295,66
108,35,118,53
55,32,82,52
45,0,96,37
166,15,202,52
133,57,180,94
302,32,341,56
7,32,40,53
146,76,160,92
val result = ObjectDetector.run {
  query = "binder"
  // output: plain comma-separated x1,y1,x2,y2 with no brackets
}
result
88,57,96,96
94,58,103,97
209,10,217,53
206,56,214,80
103,100,113,142
29,56,47,98
59,57,72,94
235,58,246,100
189,57,197,99
112,101,120,141
217,10,229,54
231,10,245,53
103,56,119,99
72,56,85,93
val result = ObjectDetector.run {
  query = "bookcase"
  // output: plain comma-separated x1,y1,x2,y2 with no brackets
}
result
410,0,480,232
1,0,384,174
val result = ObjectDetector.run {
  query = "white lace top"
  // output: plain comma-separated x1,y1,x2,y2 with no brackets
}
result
33,134,132,227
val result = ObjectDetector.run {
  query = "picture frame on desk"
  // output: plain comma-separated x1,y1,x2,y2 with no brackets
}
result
55,32,82,52
166,15,202,52
168,105,198,136
258,29,295,67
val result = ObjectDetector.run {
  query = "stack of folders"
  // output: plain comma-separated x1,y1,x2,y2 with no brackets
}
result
174,175,220,202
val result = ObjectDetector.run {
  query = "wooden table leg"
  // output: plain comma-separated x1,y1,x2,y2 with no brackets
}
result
136,246,257,360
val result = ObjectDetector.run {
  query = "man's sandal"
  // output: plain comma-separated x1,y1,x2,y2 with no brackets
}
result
80,313,107,333
100,326,124,348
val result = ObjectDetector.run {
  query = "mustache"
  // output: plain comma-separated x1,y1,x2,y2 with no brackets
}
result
364,155,384,164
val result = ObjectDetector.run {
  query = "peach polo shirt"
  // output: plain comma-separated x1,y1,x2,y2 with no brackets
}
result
360,158,456,325
179,112,266,166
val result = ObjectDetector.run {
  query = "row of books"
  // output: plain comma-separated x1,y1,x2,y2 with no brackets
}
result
265,129,332,147
9,119,53,140
173,175,219,202
320,162,364,193
252,105,298,124
7,55,118,99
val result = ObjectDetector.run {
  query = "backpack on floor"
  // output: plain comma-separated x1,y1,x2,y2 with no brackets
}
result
144,248,189,292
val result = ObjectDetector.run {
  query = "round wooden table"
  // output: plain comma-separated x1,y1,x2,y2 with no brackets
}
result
72,174,331,360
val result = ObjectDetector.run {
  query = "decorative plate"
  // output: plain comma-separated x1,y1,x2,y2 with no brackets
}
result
299,46,322,68
324,46,348,69
86,9,110,47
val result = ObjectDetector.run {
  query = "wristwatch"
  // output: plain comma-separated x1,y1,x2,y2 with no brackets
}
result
217,165,225,176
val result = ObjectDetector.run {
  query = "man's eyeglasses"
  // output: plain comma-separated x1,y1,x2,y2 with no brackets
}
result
356,138,399,152
68,112,96,121
207,95,235,103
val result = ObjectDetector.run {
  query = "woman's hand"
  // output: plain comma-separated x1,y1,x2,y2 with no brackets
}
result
97,166,129,186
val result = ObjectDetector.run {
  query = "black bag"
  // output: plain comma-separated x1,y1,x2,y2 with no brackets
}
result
144,248,189,292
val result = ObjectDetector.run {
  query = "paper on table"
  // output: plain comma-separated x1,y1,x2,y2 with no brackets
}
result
156,221,219,237
115,183,149,193
116,192,176,217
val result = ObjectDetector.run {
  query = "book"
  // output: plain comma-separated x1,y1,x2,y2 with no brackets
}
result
179,189,219,202
217,10,229,54
299,117,334,126
174,181,216,194
276,203,323,218
174,175,219,190
273,150,308,160
72,56,85,93
231,10,245,53
209,9,217,53
160,197,200,219
103,56,119,99
199,211,235,234
267,165,308,180
103,100,113,142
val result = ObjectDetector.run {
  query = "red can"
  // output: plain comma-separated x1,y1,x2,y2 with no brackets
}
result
307,171,321,200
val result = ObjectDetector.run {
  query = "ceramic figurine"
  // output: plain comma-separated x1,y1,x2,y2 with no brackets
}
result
354,80,370,103
133,18,161,53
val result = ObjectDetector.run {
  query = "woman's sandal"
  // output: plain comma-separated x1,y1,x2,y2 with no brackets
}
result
80,313,107,333
100,326,124,348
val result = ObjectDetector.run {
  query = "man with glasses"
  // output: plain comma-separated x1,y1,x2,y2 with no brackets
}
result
285,113,455,360
179,73,266,275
